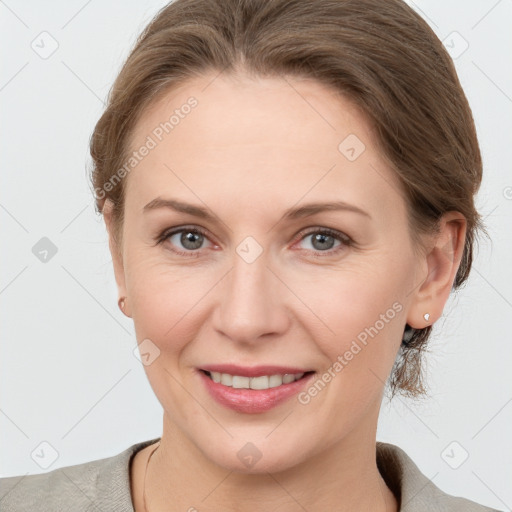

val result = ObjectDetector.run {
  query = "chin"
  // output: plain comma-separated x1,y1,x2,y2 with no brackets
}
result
198,435,310,475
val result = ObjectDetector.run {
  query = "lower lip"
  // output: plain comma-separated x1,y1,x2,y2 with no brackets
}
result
198,370,315,414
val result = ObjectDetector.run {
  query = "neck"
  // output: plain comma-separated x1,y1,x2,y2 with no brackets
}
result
138,414,397,512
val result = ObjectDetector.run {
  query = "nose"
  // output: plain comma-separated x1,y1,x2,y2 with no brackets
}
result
213,246,290,345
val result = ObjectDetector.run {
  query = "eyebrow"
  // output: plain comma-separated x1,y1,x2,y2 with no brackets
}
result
143,197,372,221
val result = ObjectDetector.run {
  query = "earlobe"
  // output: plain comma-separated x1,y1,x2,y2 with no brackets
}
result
407,212,467,329
103,199,131,317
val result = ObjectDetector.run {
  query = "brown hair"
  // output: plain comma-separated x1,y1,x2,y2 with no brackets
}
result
89,0,487,399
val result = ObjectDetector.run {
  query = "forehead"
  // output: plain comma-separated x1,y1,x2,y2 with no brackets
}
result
124,72,404,220
131,72,374,152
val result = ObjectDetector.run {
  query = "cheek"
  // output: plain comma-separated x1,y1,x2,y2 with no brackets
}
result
125,254,215,352
295,269,407,439
126,265,205,406
299,254,405,327
300,254,409,377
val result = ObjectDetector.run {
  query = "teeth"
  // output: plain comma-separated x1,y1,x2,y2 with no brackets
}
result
282,374,296,384
232,375,250,388
269,375,282,388
220,373,232,386
208,371,305,390
249,375,268,390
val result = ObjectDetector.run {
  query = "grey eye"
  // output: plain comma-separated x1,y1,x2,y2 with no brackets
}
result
300,232,341,252
169,230,206,251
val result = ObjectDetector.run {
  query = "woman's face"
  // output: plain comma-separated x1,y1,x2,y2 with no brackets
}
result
107,72,428,472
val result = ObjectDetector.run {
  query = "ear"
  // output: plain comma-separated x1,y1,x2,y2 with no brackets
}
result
103,199,131,317
407,211,467,329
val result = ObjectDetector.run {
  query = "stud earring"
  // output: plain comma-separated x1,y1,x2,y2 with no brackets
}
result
118,296,126,312
402,313,432,346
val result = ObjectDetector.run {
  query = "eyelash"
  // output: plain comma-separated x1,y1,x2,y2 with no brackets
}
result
156,225,353,258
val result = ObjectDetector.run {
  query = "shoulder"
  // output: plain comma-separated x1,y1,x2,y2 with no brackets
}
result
376,441,503,512
0,438,160,512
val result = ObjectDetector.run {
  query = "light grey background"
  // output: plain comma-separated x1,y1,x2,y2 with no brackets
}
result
1,0,511,509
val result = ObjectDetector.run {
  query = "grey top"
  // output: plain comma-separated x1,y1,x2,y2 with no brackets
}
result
0,438,501,511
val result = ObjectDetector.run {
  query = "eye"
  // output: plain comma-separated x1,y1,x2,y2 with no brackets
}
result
157,225,214,257
294,227,352,257
156,225,352,258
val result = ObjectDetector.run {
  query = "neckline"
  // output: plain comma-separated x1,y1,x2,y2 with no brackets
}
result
126,438,401,511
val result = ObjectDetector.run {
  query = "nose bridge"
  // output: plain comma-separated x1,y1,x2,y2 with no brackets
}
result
215,239,288,342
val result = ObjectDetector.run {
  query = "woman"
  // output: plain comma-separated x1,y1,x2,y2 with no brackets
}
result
0,0,502,510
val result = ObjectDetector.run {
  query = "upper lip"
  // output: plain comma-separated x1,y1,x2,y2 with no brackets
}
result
199,364,313,377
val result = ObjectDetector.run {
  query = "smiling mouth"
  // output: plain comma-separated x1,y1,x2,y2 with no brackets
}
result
200,369,315,390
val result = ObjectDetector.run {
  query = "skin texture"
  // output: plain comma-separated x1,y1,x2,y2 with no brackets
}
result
103,72,466,512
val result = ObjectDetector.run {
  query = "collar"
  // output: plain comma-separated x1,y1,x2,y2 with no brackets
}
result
4,437,493,511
